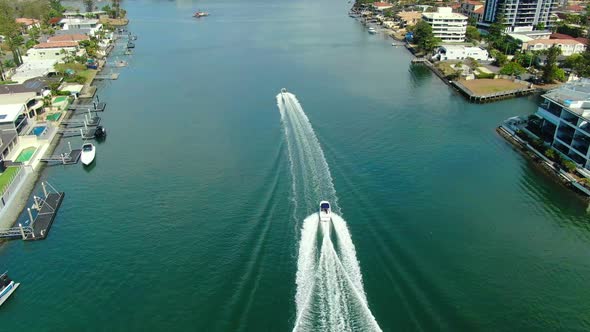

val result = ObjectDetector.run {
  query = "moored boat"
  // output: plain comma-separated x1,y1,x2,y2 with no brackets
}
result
368,27,377,34
81,143,96,166
319,201,331,222
0,272,19,307
193,11,209,17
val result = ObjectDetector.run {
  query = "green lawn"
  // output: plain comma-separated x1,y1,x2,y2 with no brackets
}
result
0,167,20,196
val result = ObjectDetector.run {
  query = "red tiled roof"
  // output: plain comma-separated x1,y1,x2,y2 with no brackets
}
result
15,18,40,26
34,41,78,49
575,37,589,45
566,5,584,12
550,33,575,40
373,2,392,7
48,34,89,43
48,17,62,25
466,0,483,5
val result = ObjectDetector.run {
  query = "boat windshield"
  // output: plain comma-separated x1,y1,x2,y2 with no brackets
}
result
83,145,93,151
320,203,330,210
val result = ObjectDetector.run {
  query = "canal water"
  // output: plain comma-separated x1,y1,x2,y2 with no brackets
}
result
1,0,590,331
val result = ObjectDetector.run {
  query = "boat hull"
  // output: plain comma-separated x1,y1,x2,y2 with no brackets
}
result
81,150,96,166
0,282,19,307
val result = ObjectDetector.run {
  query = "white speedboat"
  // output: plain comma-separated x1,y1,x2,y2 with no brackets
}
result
0,272,19,307
319,201,331,222
81,143,96,166
194,11,209,17
280,88,288,103
368,27,377,34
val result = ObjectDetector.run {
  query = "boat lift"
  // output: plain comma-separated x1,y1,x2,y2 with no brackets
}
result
68,102,107,112
61,110,101,128
0,182,64,241
40,142,81,165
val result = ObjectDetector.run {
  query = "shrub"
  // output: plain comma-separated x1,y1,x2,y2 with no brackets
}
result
561,160,577,172
515,129,528,140
475,72,495,79
544,148,556,160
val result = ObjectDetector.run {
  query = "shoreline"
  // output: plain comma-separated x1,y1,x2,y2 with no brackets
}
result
0,24,129,231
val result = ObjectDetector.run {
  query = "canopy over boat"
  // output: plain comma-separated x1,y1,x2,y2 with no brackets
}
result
319,201,331,222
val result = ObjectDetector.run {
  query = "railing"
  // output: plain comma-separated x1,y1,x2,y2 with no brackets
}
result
0,166,32,210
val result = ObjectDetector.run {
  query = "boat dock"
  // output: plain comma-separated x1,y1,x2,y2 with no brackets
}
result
68,102,107,112
0,183,64,241
94,73,120,80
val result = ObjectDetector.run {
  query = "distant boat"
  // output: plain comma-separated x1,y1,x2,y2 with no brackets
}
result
319,201,331,222
127,41,135,49
368,27,377,34
193,11,209,18
0,272,19,307
81,143,96,166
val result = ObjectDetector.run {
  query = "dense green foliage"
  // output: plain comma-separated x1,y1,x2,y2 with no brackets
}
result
411,21,440,53
542,46,566,83
466,26,481,42
499,62,526,76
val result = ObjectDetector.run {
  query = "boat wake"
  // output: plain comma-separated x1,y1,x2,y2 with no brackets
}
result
277,91,381,332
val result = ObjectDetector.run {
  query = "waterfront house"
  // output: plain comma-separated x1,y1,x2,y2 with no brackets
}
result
23,41,81,62
47,34,90,43
372,2,393,12
460,1,485,22
58,18,103,37
15,18,40,31
433,45,492,61
396,11,422,27
422,7,467,43
522,39,586,56
529,79,590,171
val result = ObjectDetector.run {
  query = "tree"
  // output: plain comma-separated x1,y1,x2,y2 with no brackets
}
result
499,61,526,76
534,22,545,31
513,51,535,68
466,26,481,42
542,45,563,83
413,21,439,53
83,0,94,12
487,14,506,49
491,49,508,66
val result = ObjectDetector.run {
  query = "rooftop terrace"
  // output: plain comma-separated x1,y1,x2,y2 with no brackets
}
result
543,79,590,119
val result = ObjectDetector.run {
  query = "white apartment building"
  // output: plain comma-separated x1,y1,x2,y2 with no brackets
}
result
23,41,81,62
434,45,492,61
422,7,468,43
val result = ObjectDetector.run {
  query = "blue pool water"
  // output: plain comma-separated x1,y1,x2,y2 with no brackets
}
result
32,126,46,137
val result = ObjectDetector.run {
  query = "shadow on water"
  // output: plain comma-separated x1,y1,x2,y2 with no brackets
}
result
408,64,432,86
83,161,98,173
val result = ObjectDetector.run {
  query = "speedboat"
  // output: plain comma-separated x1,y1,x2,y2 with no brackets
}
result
319,201,331,222
368,27,377,34
94,126,107,140
0,272,19,307
280,88,287,102
81,143,96,166
194,11,209,17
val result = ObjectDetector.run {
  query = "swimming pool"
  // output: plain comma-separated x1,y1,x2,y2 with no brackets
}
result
31,125,47,136
53,96,69,104
15,147,36,163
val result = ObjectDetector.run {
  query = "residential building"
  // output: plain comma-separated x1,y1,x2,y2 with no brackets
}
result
47,34,90,43
531,79,590,170
15,18,40,31
422,7,468,43
507,26,552,43
23,41,80,62
396,11,422,27
434,45,493,61
460,1,485,22
372,2,394,11
483,0,559,30
58,18,103,36
522,38,586,56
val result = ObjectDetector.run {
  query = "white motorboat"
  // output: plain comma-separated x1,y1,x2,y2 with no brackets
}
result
81,143,96,166
319,201,331,222
0,272,19,307
368,27,377,34
194,11,209,17
281,88,287,102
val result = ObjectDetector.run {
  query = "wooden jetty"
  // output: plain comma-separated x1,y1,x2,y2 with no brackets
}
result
94,73,120,80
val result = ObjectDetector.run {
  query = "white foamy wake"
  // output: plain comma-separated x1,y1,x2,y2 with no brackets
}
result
277,91,381,332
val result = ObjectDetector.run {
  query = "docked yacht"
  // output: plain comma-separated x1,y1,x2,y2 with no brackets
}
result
319,201,331,222
81,143,96,166
0,272,19,307
368,27,377,34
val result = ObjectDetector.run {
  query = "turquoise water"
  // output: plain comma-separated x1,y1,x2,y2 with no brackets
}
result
1,0,590,331
32,125,47,136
